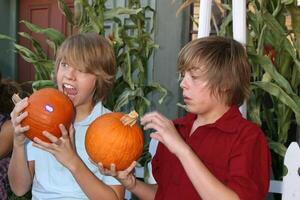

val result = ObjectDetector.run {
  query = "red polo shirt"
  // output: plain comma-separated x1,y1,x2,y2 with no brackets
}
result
152,106,271,200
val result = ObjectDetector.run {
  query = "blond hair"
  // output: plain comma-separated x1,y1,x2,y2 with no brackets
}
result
55,32,116,104
178,36,250,106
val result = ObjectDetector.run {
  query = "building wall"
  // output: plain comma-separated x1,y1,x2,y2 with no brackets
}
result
153,1,190,118
0,0,17,80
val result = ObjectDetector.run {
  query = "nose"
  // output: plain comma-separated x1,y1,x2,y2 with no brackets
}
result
180,75,188,89
65,67,76,81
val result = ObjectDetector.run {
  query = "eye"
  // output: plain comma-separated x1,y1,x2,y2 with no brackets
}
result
76,68,88,74
190,73,203,80
191,75,199,80
60,62,69,68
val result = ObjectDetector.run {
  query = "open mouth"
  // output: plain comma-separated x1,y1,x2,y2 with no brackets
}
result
63,83,78,101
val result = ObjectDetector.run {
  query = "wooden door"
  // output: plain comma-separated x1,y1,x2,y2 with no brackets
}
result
18,0,73,82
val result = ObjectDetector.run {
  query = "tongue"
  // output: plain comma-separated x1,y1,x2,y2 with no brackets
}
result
64,87,77,96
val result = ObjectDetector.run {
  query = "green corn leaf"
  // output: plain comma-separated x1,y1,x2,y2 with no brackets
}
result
143,82,168,104
122,51,134,90
136,96,151,111
135,59,146,85
287,4,300,54
247,93,262,126
18,32,47,59
251,81,300,125
114,88,144,111
268,139,287,157
248,53,293,93
32,80,56,91
37,60,55,77
221,3,232,11
46,40,57,55
20,20,65,45
262,11,286,37
0,34,15,41
262,11,300,73
34,61,54,80
264,106,278,138
57,0,74,25
144,6,156,33
73,0,89,27
104,7,142,19
277,105,293,143
79,0,103,34
281,0,294,5
247,11,261,38
219,12,232,37
34,64,48,80
14,44,39,63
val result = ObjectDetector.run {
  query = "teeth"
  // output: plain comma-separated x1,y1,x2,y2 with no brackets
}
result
64,84,74,89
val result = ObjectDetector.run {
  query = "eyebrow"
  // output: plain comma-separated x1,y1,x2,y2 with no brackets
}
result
189,67,204,74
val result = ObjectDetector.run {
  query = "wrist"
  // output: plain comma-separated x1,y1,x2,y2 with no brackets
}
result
67,155,82,173
176,143,193,160
124,173,137,191
13,139,25,148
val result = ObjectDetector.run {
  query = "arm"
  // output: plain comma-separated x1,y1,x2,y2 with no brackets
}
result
98,162,157,200
176,144,239,200
0,120,14,159
141,112,239,200
33,124,124,200
68,156,124,200
128,178,157,200
8,149,34,196
8,97,34,196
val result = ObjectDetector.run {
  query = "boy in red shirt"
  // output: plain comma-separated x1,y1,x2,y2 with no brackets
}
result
100,36,271,200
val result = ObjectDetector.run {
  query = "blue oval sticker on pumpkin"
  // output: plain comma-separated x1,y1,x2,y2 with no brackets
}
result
45,104,54,113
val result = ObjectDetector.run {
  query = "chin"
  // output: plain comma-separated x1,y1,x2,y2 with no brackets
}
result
185,105,192,113
186,106,202,115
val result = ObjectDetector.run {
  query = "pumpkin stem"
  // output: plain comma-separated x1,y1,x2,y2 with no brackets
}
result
12,93,22,105
120,110,139,126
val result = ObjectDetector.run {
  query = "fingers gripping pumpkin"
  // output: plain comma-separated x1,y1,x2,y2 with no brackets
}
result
13,88,75,143
85,111,144,171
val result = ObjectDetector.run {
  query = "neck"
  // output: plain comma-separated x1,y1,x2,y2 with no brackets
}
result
75,102,94,122
190,105,230,135
196,104,230,126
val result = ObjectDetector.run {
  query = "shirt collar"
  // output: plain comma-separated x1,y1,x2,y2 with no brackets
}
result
74,102,109,126
174,106,242,134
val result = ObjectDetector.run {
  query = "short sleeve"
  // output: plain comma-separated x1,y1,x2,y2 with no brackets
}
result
227,127,271,200
26,140,38,161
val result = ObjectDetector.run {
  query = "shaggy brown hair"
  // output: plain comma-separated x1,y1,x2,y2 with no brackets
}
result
177,36,250,106
55,32,116,105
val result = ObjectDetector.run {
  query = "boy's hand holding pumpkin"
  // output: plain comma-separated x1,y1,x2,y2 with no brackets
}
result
32,124,79,169
98,161,137,190
10,96,30,147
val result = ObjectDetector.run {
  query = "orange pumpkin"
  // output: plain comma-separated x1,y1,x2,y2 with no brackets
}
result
21,88,75,143
85,111,144,171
